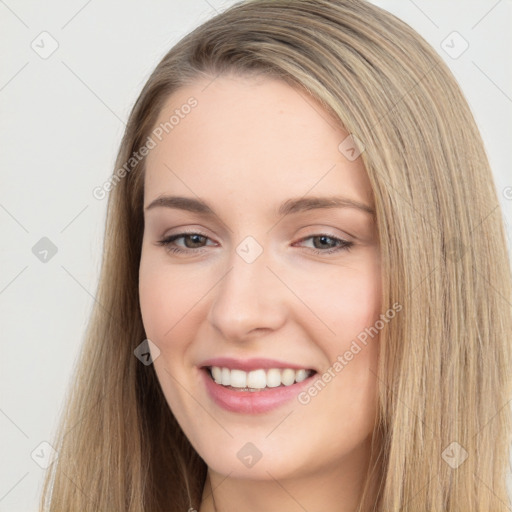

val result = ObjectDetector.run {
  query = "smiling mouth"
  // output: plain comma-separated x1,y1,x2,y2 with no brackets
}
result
204,366,317,392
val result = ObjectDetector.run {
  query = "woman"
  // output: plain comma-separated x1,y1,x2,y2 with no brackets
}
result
40,1,512,511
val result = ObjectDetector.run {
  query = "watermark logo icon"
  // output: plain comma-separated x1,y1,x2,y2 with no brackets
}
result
236,236,263,264
134,339,160,365
32,237,58,263
338,134,365,161
31,441,59,469
31,31,59,59
441,441,468,469
445,237,467,263
441,32,469,59
237,442,262,468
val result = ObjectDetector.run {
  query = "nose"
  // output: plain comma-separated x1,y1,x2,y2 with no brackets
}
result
207,247,288,342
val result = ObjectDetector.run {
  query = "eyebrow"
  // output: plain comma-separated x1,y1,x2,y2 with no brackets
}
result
144,195,375,216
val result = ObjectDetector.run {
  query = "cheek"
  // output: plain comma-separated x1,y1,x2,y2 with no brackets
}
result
138,253,210,345
301,259,381,343
297,267,381,456
138,257,207,409
139,268,172,343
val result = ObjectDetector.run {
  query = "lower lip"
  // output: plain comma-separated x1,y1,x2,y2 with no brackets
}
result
200,368,316,414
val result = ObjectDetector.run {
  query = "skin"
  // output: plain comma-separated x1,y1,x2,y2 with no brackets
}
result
139,73,381,512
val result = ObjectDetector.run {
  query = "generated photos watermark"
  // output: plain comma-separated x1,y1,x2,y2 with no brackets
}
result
297,302,402,405
93,97,198,200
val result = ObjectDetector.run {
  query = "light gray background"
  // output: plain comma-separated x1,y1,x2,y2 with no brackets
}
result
1,1,511,510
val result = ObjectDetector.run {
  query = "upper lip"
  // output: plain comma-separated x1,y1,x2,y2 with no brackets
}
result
199,357,316,372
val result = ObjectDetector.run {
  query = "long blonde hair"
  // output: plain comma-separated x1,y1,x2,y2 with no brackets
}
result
40,1,512,510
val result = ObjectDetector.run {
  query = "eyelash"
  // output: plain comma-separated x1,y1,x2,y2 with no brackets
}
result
156,231,354,256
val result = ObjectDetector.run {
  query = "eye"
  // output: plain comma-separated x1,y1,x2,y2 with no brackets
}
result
156,232,354,256
294,234,353,255
157,232,215,254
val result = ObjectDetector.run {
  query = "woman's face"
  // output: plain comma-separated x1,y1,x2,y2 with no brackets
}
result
139,74,381,483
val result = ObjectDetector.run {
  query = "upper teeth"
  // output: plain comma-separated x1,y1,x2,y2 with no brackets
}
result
210,366,313,389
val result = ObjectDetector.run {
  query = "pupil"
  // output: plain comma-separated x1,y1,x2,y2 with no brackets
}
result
316,235,333,249
187,234,204,248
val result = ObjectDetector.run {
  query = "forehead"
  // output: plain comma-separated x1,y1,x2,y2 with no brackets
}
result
144,74,373,208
